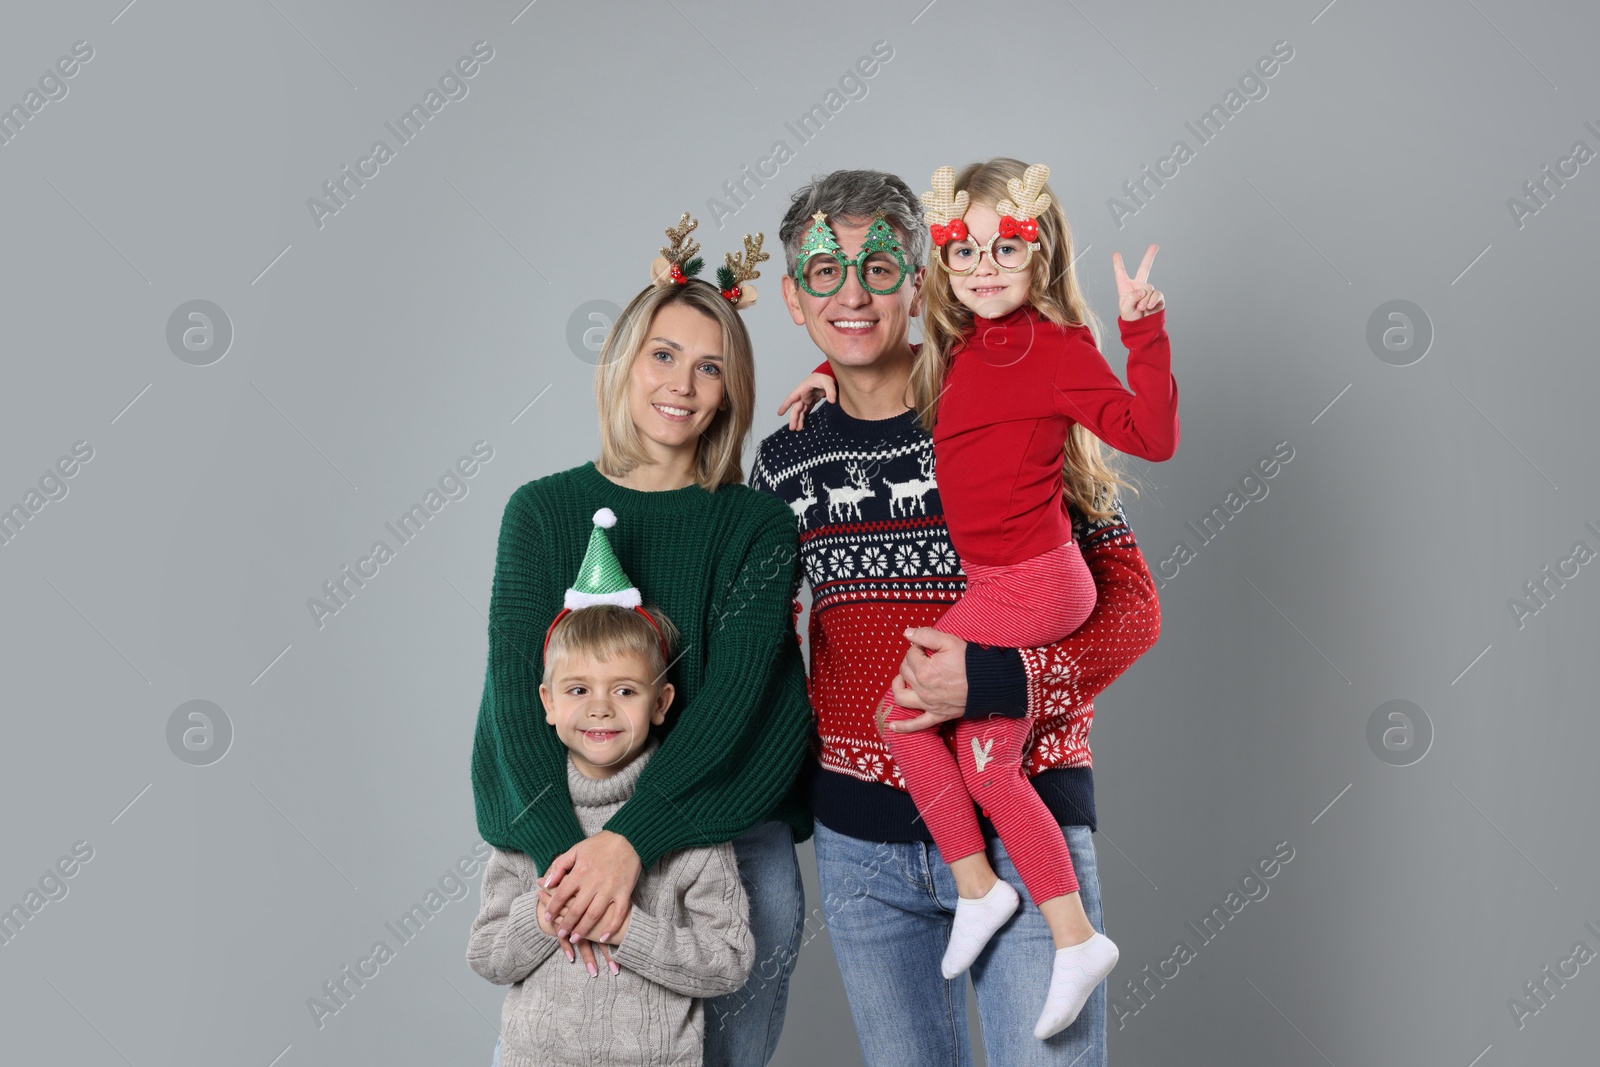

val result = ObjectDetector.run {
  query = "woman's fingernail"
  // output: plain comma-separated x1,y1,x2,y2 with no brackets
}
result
587,961,598,977
565,950,574,962
597,931,610,943
557,928,568,939
609,960,620,975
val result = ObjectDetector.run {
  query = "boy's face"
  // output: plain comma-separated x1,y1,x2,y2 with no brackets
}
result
539,648,673,778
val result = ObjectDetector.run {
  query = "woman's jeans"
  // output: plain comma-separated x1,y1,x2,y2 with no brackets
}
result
490,818,804,1067
813,819,1109,1066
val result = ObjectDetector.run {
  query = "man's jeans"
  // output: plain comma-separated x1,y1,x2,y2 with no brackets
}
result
490,819,804,1067
814,820,1109,1066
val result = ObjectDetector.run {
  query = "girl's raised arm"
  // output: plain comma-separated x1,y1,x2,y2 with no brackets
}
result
776,363,838,432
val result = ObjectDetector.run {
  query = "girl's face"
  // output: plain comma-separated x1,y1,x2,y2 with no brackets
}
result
626,301,726,463
945,201,1034,321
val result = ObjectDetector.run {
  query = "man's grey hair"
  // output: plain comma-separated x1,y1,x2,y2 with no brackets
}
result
778,169,927,277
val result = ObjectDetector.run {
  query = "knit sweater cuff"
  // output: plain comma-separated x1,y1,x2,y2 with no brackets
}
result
506,893,558,970
610,904,668,972
963,643,1028,719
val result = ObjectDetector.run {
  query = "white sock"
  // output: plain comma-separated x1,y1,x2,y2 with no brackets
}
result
1034,932,1119,1040
940,879,1020,979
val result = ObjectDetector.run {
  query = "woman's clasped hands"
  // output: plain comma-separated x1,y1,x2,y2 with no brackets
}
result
537,829,641,977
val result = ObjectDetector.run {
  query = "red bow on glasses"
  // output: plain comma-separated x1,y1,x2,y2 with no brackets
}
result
997,215,1039,241
928,218,969,246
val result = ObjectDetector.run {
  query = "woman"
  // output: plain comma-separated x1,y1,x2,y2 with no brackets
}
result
471,275,813,1066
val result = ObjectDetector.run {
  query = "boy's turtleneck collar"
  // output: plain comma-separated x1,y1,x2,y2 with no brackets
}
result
565,737,659,807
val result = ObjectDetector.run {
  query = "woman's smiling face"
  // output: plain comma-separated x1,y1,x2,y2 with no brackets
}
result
626,301,726,463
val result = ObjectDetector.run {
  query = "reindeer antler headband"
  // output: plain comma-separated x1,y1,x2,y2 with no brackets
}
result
922,162,1054,246
922,166,971,246
648,212,769,310
995,163,1053,240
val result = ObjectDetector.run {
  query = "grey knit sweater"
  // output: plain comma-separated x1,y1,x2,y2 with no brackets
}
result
466,740,754,1067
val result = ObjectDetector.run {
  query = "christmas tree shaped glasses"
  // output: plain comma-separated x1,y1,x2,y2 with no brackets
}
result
795,212,911,298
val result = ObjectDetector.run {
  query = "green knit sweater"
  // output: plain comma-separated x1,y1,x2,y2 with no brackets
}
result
472,461,814,872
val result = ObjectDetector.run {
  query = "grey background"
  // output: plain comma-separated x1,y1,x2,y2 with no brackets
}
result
2,0,1596,1064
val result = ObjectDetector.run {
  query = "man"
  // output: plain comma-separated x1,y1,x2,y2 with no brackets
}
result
747,170,1162,1065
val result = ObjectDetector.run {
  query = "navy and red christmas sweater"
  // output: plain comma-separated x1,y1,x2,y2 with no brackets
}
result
749,396,1164,843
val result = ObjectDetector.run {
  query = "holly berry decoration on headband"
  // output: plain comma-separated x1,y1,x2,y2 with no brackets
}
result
650,213,705,286
921,166,971,246
715,233,769,309
647,212,767,309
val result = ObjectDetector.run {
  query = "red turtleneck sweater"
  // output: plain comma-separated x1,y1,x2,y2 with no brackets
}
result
814,305,1178,566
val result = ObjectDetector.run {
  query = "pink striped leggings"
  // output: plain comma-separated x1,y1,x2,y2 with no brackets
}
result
880,539,1096,904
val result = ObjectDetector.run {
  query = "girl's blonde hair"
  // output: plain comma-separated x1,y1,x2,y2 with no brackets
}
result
594,281,756,492
912,158,1136,521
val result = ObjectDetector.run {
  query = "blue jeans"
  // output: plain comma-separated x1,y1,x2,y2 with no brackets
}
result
703,818,805,1066
490,819,803,1067
814,820,1108,1066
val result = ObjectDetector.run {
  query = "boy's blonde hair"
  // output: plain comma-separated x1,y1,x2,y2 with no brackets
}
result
913,157,1136,521
594,281,756,493
543,604,681,685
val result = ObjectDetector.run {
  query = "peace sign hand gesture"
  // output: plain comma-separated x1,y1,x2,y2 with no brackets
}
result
1114,243,1164,321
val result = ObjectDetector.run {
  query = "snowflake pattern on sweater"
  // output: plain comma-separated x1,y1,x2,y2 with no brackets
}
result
750,399,1161,799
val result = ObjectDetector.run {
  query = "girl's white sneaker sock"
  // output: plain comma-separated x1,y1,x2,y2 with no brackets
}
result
1033,931,1119,1040
940,879,1020,979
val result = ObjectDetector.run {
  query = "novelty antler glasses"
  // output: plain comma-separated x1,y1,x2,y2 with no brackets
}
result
923,163,1053,276
794,212,911,298
939,230,1037,275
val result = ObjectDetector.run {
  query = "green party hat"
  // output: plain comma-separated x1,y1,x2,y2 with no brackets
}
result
565,508,642,610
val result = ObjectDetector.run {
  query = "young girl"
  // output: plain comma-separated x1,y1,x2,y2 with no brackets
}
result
779,158,1178,1039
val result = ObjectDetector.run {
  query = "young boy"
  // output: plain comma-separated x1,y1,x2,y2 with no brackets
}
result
466,509,754,1067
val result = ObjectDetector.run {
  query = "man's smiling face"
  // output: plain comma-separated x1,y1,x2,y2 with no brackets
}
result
782,216,925,370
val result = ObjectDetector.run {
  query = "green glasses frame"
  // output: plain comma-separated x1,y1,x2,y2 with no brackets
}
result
794,213,911,298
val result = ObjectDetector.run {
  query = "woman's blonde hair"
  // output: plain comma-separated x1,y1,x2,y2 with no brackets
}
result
912,158,1136,521
594,281,756,492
